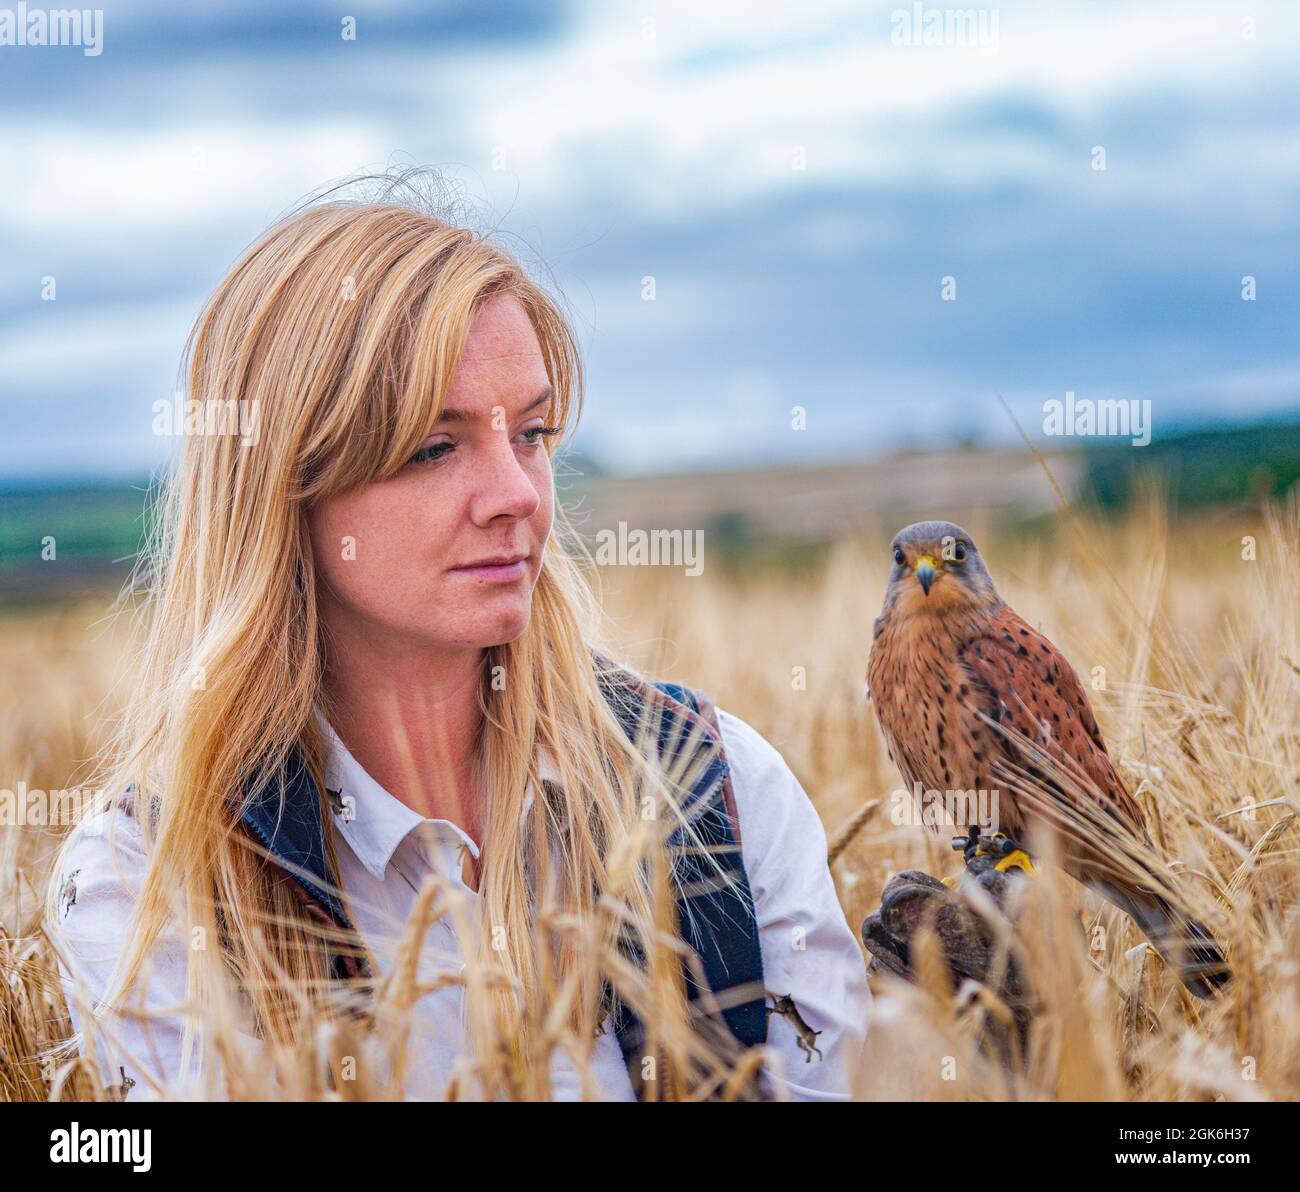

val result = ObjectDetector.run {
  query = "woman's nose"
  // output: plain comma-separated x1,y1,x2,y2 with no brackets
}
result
467,436,541,526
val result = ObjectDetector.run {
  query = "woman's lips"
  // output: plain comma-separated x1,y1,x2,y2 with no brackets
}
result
450,557,528,582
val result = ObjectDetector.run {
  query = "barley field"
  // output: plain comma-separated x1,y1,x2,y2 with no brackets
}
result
2,489,1297,1101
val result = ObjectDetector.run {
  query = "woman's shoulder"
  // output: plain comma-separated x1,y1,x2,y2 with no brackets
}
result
711,707,831,859
713,707,796,781
61,799,149,865
49,801,150,934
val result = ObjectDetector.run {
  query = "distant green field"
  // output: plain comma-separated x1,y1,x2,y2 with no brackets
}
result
1080,421,1300,509
0,482,152,600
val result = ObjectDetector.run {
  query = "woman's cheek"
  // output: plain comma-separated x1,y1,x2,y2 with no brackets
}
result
308,501,349,588
312,492,403,602
530,462,556,541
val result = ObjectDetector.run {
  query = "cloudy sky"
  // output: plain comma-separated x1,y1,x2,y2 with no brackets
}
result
2,0,1297,480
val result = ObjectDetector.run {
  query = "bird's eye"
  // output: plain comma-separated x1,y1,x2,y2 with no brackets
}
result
892,547,906,566
952,541,968,562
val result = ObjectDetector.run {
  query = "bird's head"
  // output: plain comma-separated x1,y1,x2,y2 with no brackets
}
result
879,520,1002,624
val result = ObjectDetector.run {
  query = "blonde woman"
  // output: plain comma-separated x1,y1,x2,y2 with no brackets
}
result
45,180,870,1101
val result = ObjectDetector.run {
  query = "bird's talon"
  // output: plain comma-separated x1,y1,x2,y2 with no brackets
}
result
953,830,1037,875
992,845,1035,875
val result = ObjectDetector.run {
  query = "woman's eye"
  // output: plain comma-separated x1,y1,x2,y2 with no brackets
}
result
892,547,906,566
410,442,453,465
952,541,967,562
408,425,559,465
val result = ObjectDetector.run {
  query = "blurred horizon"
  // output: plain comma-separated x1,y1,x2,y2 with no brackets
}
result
0,411,1297,488
3,0,1299,481
3,423,1297,605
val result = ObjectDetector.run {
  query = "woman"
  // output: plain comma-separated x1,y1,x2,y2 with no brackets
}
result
45,181,870,1101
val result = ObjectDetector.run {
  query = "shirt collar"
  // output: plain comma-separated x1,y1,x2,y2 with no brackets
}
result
316,712,560,882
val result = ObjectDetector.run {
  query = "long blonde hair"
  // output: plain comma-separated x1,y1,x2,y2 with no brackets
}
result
48,178,737,1098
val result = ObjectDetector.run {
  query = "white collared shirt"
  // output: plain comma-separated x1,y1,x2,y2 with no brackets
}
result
50,708,871,1100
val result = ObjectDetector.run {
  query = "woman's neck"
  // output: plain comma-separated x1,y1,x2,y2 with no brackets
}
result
320,626,487,841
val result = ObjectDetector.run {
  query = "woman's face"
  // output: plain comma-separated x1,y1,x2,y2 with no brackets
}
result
308,293,557,657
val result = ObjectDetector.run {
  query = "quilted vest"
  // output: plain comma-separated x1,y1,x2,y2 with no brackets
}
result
237,664,769,1100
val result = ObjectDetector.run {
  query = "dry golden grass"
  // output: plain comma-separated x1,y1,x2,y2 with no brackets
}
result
2,491,1297,1101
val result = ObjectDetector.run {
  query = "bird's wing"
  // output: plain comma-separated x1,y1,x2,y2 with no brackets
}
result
956,606,1148,843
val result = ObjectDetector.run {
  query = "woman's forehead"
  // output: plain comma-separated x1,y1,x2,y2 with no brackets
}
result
438,301,551,417
431,386,554,427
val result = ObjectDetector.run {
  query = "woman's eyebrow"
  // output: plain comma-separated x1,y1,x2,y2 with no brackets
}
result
435,386,553,424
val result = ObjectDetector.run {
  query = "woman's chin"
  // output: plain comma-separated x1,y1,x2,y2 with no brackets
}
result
469,605,532,648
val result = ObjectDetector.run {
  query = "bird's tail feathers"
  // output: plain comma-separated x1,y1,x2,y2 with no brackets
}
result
1092,879,1230,998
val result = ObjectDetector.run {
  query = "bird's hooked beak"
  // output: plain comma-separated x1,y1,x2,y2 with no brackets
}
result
913,555,938,596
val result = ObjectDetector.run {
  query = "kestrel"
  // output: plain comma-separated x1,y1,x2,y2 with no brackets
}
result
866,520,1228,997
